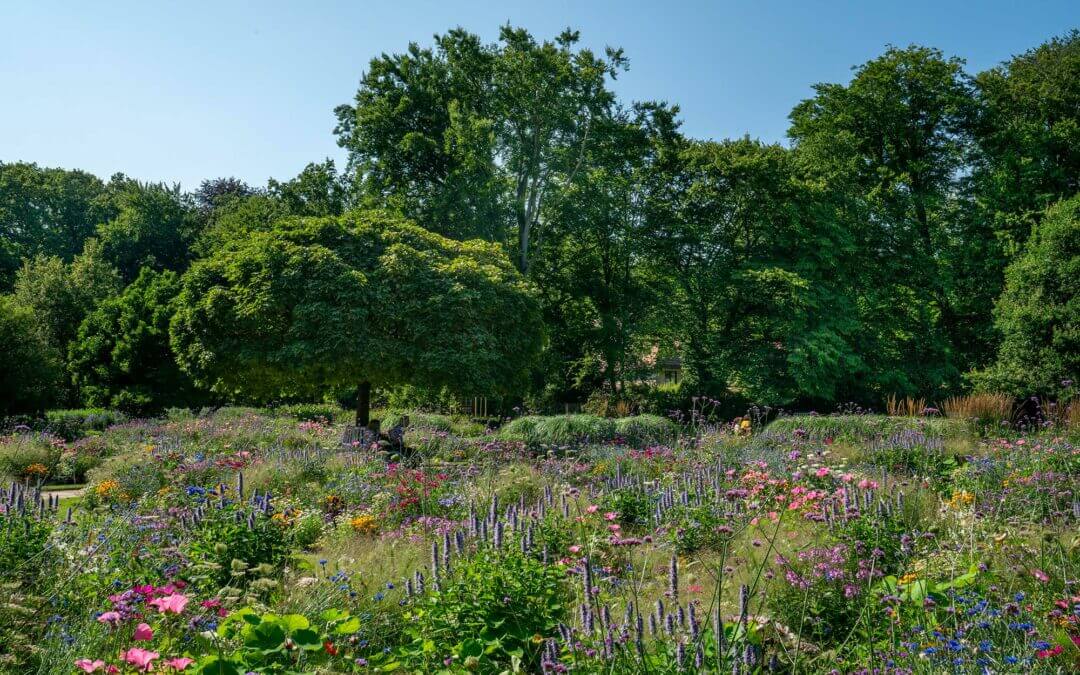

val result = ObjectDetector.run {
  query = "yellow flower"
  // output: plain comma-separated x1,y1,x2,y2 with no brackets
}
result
898,573,919,585
96,479,121,497
24,463,49,476
945,490,974,509
350,513,379,535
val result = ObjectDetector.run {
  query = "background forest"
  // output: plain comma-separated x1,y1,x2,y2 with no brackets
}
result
2,27,1078,419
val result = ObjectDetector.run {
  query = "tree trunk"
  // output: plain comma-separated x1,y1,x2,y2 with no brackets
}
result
355,381,372,428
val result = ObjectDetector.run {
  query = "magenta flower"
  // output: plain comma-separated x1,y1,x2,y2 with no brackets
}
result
75,660,106,673
97,611,122,625
148,593,189,614
164,657,195,671
133,623,154,641
122,648,160,671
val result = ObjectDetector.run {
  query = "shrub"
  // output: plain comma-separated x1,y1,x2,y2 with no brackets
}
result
382,410,453,433
765,414,961,441
276,403,347,423
44,408,127,441
612,414,677,445
499,414,616,445
185,504,293,589
0,433,61,482
399,549,567,671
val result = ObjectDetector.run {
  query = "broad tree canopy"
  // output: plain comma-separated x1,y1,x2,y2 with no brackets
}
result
170,210,544,424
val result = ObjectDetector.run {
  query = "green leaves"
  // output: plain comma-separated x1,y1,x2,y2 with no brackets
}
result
171,210,543,412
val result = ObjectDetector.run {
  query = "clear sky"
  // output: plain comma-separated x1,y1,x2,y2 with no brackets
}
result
1,1,1075,190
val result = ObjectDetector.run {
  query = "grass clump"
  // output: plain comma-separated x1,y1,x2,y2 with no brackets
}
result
499,414,616,445
612,414,677,445
765,414,962,441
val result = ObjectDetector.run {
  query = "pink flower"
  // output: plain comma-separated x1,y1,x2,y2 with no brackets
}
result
97,611,122,625
585,505,599,514
568,545,581,554
75,660,106,673
840,473,854,483
1031,568,1050,583
148,593,189,614
815,467,831,478
122,648,160,671
133,623,154,641
164,657,195,671
604,511,618,521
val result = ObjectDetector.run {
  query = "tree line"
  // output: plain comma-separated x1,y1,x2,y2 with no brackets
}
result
1,27,1077,418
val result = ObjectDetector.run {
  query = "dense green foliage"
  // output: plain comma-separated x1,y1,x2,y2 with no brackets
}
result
974,195,1080,398
2,28,1079,417
0,295,59,414
170,211,544,422
70,268,203,414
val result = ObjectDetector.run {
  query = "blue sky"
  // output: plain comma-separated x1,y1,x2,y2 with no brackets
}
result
1,1,1075,189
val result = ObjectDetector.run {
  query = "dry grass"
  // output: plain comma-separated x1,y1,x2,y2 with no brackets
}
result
1044,400,1080,431
940,393,1015,426
885,395,926,417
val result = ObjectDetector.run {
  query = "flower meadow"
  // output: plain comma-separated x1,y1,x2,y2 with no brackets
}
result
0,408,1077,674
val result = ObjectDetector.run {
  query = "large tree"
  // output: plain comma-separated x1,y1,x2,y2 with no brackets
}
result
973,195,1079,399
642,136,851,404
70,267,204,414
12,239,123,403
0,295,60,415
972,30,1080,251
0,162,112,289
789,45,983,397
170,210,544,425
96,180,195,282
334,26,624,272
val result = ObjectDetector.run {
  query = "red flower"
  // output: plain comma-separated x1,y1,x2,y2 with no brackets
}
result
1036,644,1063,659
324,641,338,656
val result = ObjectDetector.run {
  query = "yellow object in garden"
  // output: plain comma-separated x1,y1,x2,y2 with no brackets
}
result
350,513,379,535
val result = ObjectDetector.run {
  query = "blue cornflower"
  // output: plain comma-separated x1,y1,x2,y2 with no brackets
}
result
1014,592,1025,602
978,640,992,652
1005,656,1018,664
946,639,963,652
923,647,937,655
1033,640,1051,650
373,592,385,601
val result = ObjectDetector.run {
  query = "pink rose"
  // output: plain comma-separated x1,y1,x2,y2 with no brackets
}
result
133,623,154,641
